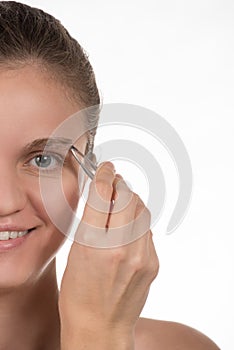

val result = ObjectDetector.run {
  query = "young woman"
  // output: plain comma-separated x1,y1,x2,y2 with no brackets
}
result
0,2,220,349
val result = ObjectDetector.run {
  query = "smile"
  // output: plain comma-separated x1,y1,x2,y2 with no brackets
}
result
0,228,35,241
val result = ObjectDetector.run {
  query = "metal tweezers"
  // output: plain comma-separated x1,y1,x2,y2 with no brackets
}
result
70,145,98,180
71,145,114,231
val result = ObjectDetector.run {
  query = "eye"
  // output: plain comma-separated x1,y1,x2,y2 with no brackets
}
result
28,153,63,171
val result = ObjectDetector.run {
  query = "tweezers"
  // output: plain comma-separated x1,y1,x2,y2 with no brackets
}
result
71,145,115,231
70,145,98,180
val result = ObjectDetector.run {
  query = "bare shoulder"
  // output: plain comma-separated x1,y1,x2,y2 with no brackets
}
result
134,317,220,350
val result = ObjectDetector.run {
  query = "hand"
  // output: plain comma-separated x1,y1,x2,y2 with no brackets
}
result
58,162,159,349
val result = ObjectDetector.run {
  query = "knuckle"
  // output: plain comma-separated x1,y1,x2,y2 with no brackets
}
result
132,192,140,204
134,195,151,219
130,255,145,272
143,206,151,225
110,249,126,264
151,262,160,279
149,256,160,280
133,192,145,208
135,193,144,205
129,256,158,282
144,205,151,219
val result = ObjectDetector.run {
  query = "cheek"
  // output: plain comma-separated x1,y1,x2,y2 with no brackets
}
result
30,171,80,236
22,163,81,239
62,169,80,211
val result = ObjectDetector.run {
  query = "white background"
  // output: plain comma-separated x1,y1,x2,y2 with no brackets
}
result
13,1,234,349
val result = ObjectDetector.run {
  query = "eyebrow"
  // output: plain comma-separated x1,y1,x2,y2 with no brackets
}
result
22,137,74,153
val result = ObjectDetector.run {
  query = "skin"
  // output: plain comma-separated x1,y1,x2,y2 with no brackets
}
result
0,65,220,350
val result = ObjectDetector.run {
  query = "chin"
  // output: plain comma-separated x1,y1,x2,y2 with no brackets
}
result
0,226,66,291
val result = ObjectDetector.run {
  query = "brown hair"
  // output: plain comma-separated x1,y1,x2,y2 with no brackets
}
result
0,1,100,155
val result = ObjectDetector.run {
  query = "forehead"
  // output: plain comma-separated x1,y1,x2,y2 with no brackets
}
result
0,66,85,146
0,66,77,120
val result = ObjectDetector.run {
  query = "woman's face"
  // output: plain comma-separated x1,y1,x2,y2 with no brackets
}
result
0,65,85,288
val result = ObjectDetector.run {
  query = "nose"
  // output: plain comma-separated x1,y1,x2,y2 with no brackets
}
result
0,166,27,217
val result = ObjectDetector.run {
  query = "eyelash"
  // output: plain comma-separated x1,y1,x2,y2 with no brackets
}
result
25,152,65,174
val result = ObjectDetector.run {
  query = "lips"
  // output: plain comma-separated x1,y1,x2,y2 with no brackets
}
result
0,228,35,241
0,225,36,232
0,227,36,252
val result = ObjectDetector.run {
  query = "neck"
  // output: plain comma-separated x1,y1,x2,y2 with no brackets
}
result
0,259,60,350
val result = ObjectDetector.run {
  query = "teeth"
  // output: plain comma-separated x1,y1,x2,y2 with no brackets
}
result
0,230,29,241
18,231,28,238
0,232,10,240
9,232,18,239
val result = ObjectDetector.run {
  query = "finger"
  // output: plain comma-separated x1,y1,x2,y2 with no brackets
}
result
131,196,151,242
147,231,160,281
107,174,152,246
81,162,116,228
107,175,138,233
